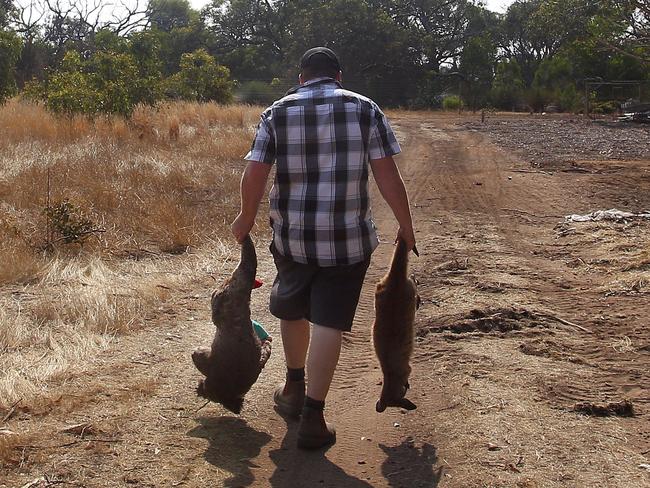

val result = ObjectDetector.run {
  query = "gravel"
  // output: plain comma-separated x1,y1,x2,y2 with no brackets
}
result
462,117,650,167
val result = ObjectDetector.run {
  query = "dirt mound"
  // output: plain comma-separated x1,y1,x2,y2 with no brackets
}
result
573,400,635,417
417,307,546,337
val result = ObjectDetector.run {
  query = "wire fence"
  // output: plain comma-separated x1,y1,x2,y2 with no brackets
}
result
586,80,650,116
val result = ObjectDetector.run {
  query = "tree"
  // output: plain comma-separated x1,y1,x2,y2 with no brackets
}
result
0,0,14,27
376,0,475,70
205,0,422,104
0,29,22,103
165,48,233,102
498,0,599,85
490,58,525,110
1,0,14,27
128,30,164,105
458,5,499,110
532,55,579,111
155,16,207,75
281,0,420,104
590,1,650,66
145,0,207,75
202,0,290,78
16,0,149,66
40,50,100,113
148,0,194,32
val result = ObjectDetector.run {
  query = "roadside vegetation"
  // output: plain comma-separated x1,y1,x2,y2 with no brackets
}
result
0,100,261,411
0,1,649,113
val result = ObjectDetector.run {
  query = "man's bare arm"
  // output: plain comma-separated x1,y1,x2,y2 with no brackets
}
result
370,156,416,250
231,161,272,243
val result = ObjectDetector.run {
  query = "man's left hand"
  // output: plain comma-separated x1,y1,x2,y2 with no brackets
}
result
231,213,254,243
396,226,416,253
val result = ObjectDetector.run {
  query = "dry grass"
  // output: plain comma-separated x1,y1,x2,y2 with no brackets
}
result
0,99,263,272
0,96,260,268
0,256,174,409
0,100,261,412
623,250,650,272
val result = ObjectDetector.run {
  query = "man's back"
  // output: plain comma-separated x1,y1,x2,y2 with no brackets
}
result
234,47,415,450
246,77,400,266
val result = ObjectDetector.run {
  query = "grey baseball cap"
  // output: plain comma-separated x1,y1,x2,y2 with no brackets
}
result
300,47,341,72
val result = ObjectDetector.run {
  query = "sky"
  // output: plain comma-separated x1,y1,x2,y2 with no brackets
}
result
189,1,515,14
484,0,514,13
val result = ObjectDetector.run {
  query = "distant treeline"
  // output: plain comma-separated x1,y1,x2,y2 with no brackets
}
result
0,0,649,114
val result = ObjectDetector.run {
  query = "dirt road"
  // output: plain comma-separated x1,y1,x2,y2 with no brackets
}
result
2,113,649,487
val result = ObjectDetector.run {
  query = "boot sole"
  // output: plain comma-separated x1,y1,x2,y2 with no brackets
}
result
297,433,336,450
273,390,303,419
274,401,302,419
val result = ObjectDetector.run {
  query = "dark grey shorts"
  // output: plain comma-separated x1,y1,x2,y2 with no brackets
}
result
269,248,371,332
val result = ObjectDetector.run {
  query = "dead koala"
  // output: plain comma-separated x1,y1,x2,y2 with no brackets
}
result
373,238,419,413
192,235,271,414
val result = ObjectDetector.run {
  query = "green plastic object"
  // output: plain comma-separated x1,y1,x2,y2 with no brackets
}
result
252,320,270,341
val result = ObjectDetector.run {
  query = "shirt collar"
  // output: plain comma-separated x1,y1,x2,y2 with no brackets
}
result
285,77,342,96
301,77,338,87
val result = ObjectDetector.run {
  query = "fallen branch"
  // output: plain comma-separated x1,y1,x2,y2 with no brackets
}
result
52,228,106,245
55,438,122,448
501,208,562,219
434,401,462,412
509,169,553,176
538,312,593,334
17,438,122,450
195,400,210,414
20,474,67,488
2,398,22,423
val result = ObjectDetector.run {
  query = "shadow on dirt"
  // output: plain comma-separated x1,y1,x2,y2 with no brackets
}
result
380,441,442,487
188,416,272,487
268,412,374,487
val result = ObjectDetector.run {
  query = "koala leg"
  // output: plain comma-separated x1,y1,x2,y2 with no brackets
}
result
259,341,272,369
192,346,211,376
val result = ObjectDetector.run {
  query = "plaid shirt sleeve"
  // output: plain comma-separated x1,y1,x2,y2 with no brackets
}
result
244,112,276,165
368,107,401,160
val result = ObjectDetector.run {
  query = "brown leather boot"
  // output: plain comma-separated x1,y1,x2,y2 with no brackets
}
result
273,377,305,418
297,406,336,449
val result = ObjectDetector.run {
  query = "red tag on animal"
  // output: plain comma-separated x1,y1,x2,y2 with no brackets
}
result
253,279,264,289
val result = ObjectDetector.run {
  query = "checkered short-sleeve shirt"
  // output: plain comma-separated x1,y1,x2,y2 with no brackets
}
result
245,77,401,266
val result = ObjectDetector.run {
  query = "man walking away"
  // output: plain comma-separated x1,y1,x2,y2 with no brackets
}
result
232,47,415,449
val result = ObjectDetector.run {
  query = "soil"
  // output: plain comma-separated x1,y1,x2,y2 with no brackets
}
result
2,112,649,487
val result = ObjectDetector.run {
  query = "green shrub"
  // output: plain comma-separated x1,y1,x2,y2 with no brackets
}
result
490,58,525,111
30,50,146,116
557,85,580,113
237,80,285,105
164,49,233,103
525,87,551,113
591,100,619,114
44,200,97,245
442,95,463,111
46,69,101,115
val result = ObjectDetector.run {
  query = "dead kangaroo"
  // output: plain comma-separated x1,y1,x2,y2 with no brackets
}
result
191,235,271,414
373,237,419,413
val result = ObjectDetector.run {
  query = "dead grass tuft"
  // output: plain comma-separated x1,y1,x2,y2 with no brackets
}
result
0,243,43,285
623,250,650,272
0,251,181,410
0,430,35,467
